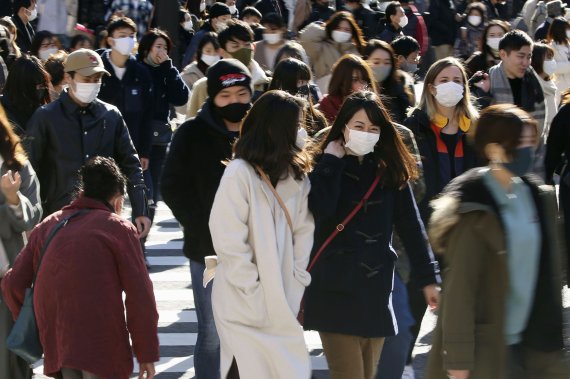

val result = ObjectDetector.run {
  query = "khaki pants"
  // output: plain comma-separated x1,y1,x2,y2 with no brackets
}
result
319,331,385,379
60,368,100,379
433,44,454,61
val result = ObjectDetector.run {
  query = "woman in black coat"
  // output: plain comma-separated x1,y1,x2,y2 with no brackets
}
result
304,91,440,379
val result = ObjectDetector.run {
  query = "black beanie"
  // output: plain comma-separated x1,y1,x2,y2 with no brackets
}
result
207,59,252,100
209,3,231,19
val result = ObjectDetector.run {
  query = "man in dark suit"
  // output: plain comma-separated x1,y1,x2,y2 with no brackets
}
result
11,0,36,54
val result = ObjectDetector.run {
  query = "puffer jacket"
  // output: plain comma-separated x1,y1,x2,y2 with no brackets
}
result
25,90,147,218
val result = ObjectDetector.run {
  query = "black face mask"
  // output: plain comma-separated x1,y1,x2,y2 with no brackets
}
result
216,102,252,123
296,85,310,97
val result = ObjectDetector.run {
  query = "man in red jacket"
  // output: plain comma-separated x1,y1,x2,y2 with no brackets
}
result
2,157,159,379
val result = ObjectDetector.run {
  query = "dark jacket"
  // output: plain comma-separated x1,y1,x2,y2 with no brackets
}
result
302,2,335,29
426,169,565,378
77,0,111,30
465,51,500,77
25,90,148,218
403,108,478,223
0,95,36,138
351,5,380,40
427,0,457,46
182,23,214,69
99,51,154,158
161,99,237,262
378,23,403,44
143,59,189,123
11,14,34,54
303,153,440,337
534,19,551,41
545,102,570,184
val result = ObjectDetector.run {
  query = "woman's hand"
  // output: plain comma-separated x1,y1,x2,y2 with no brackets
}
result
1,170,21,206
447,369,470,379
155,50,170,64
423,284,440,310
324,139,345,158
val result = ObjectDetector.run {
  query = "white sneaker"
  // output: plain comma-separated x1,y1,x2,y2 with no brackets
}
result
401,365,415,379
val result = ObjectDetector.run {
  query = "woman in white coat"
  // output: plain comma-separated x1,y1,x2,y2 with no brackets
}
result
209,90,315,379
547,17,570,92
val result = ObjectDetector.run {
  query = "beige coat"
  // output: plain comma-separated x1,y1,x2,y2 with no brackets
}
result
209,159,314,379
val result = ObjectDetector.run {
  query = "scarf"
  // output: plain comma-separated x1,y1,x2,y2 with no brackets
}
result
430,119,467,188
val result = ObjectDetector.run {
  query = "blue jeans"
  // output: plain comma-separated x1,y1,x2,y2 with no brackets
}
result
376,273,415,379
189,260,221,379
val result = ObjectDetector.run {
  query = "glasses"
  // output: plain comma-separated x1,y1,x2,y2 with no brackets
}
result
40,42,57,49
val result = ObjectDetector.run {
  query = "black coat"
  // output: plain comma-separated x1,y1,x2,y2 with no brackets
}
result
403,108,478,223
351,6,380,39
378,23,403,44
11,14,34,54
99,51,155,158
161,100,237,262
143,59,189,123
427,0,457,46
303,154,439,337
25,91,147,218
545,102,570,184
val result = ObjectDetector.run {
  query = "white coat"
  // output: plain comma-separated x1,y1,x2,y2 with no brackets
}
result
209,159,314,379
550,42,570,93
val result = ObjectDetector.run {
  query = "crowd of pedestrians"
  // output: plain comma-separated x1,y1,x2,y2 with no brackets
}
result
0,0,569,378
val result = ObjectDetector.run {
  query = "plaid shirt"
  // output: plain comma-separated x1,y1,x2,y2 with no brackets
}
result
107,0,153,38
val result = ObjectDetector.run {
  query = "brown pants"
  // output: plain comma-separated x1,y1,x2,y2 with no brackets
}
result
433,44,454,61
319,331,385,379
60,368,100,379
508,344,569,379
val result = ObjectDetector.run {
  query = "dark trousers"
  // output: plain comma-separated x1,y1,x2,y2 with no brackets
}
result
508,344,569,379
560,180,570,280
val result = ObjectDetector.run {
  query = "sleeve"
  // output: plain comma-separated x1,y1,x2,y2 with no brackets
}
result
0,162,42,237
308,154,346,220
396,125,426,203
552,45,570,75
298,22,326,66
544,106,567,184
138,68,155,158
292,178,315,287
25,109,48,175
187,78,208,119
115,223,159,363
160,60,190,106
394,184,440,288
182,30,204,68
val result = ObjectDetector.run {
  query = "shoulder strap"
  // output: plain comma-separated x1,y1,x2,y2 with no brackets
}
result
32,210,88,287
255,165,294,231
306,174,382,272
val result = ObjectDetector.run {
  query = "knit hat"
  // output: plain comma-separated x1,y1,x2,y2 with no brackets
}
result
547,0,563,17
209,3,231,19
207,59,252,99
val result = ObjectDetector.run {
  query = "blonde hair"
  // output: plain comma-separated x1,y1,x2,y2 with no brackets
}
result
414,57,478,123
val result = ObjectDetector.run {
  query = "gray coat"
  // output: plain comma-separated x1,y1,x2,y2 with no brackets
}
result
0,159,42,379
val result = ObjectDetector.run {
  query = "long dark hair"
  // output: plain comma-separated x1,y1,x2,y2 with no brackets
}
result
547,17,569,45
0,104,26,171
480,20,510,58
328,54,377,98
325,12,366,55
137,28,173,60
322,91,417,188
234,90,313,184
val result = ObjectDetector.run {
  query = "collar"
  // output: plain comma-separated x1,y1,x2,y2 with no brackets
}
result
62,195,115,212
431,113,471,132
60,90,96,115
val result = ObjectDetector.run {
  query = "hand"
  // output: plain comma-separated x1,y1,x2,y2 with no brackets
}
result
447,369,470,379
1,170,21,206
140,158,150,171
474,72,490,93
423,284,440,310
324,139,345,158
156,50,170,64
138,362,156,379
135,216,152,238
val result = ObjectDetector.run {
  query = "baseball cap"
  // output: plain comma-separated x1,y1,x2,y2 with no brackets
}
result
64,48,110,76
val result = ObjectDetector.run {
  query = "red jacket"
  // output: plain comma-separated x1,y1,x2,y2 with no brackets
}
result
317,94,344,124
2,197,159,378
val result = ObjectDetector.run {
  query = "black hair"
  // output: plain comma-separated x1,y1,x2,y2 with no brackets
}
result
30,30,60,58
273,41,308,68
241,7,262,20
261,12,285,29
547,17,570,45
385,1,401,23
218,19,254,48
78,157,127,202
13,0,33,10
498,29,533,53
137,28,173,60
391,35,420,58
269,58,311,94
178,7,191,23
70,34,92,50
325,12,366,55
197,32,221,60
106,16,137,36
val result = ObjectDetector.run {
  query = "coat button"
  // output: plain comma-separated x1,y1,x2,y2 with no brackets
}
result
84,131,87,135
85,154,89,158
154,132,159,136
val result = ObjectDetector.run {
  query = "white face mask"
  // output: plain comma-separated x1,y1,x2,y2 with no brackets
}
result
468,15,482,26
332,30,352,43
214,19,228,32
433,81,464,108
399,15,409,28
566,30,570,39
344,128,380,156
263,33,282,45
26,7,38,21
296,127,308,149
72,82,101,104
183,20,193,31
111,37,135,56
39,47,58,61
229,5,237,13
201,53,220,66
543,59,557,76
487,37,501,51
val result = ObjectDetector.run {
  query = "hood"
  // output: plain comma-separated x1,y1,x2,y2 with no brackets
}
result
195,98,238,136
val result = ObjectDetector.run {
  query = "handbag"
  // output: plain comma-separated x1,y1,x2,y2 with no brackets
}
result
297,173,382,325
6,210,86,363
255,165,294,230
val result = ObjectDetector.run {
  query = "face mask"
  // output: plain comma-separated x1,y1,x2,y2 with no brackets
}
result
200,2,207,12
467,15,482,26
229,5,237,13
344,128,380,156
201,53,220,66
214,19,228,32
183,20,193,31
399,15,409,28
216,102,251,122
111,37,135,56
434,81,464,107
543,59,557,76
297,84,310,97
26,7,38,21
372,65,392,82
230,47,253,67
296,127,308,149
400,61,417,73
332,30,352,43
487,37,501,51
502,146,534,177
39,47,58,61
263,33,282,45
72,82,101,104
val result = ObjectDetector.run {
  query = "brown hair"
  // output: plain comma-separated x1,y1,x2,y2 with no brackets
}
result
531,42,555,79
472,104,538,162
0,104,27,171
560,87,570,105
325,12,366,55
546,17,569,45
328,54,377,98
